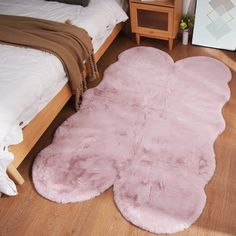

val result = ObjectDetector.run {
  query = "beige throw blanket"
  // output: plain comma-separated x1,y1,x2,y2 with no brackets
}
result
0,14,99,109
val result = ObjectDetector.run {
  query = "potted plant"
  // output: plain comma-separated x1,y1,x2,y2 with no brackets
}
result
180,15,195,45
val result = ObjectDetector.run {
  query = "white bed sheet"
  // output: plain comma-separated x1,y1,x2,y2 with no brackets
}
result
0,0,128,196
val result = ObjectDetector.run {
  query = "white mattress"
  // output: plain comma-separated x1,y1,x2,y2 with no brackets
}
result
0,0,128,196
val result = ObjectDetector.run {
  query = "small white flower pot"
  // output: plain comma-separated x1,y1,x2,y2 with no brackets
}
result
182,29,189,45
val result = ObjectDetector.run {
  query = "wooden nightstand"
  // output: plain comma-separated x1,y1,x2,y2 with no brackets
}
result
129,0,183,50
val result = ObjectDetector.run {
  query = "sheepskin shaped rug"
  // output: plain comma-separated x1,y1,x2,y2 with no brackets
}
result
32,47,231,234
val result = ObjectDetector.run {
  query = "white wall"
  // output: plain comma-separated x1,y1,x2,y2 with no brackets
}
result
183,0,196,15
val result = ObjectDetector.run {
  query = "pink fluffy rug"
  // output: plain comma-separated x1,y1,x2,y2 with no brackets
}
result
32,47,231,234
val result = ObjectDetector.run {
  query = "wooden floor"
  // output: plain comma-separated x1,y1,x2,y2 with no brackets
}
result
1,33,236,236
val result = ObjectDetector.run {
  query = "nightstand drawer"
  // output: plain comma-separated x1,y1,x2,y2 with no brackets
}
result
130,3,174,38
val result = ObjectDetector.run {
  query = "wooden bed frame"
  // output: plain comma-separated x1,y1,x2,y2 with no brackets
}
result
7,22,123,185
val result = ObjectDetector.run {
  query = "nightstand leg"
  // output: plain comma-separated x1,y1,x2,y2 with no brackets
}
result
135,34,140,45
168,38,174,50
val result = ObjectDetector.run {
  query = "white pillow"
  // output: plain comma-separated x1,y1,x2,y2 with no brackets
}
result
114,0,129,11
72,0,128,40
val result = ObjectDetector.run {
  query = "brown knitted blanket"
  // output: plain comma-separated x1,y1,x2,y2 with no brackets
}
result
0,14,99,110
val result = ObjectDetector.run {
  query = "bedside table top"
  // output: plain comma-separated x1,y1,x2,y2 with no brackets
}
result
130,0,175,8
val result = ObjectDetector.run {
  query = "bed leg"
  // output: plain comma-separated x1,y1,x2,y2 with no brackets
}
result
7,164,24,185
